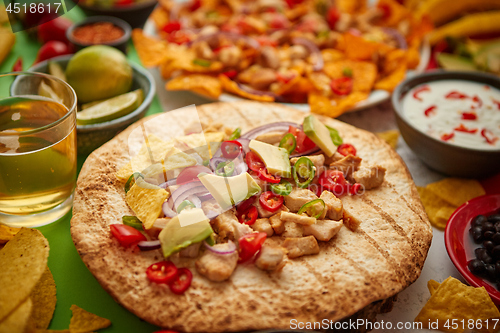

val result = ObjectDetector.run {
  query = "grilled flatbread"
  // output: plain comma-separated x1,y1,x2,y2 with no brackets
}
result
71,102,432,332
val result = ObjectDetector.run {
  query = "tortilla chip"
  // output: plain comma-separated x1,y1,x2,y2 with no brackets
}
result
132,29,170,67
336,0,367,14
29,267,57,330
0,224,21,244
125,180,170,229
377,0,409,27
415,277,500,333
219,75,274,102
323,59,377,93
417,186,456,229
278,77,314,103
376,130,400,149
426,178,485,207
69,305,111,333
166,74,222,99
0,228,49,323
427,279,440,295
0,298,33,333
309,91,368,118
321,49,345,63
374,63,407,92
176,131,225,161
150,6,169,30
339,33,380,61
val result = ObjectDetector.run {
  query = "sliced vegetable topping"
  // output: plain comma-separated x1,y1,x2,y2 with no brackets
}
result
258,168,281,184
245,151,265,173
318,170,349,197
169,268,193,295
192,58,212,67
292,157,315,188
326,125,343,146
330,77,353,96
279,133,297,154
270,180,293,196
298,199,325,219
176,200,196,213
259,191,284,213
215,161,235,177
228,127,242,140
337,143,356,156
177,165,212,185
146,261,178,284
221,140,243,159
122,216,142,230
110,224,147,247
238,232,267,263
238,206,258,225
288,126,316,154
412,85,430,101
125,172,144,193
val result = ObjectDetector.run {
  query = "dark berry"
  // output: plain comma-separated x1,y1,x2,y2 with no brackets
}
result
484,222,495,233
485,231,495,240
495,262,500,279
472,215,487,227
493,233,500,245
472,229,484,243
495,222,500,233
484,240,495,252
493,245,500,258
468,259,486,274
488,214,500,223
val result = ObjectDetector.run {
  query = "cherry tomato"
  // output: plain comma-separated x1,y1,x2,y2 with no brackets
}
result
169,268,192,294
258,168,281,184
237,206,258,225
162,21,181,34
238,232,267,263
35,41,72,63
176,165,212,185
330,77,353,96
337,143,357,156
318,170,349,197
146,261,178,284
326,7,340,30
245,151,265,173
110,224,146,247
221,140,242,159
38,16,72,44
288,126,316,154
12,57,23,72
259,191,283,213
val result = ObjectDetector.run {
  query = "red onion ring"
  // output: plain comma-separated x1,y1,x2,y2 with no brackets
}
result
187,194,202,209
162,198,177,218
240,121,301,140
235,82,284,101
237,138,250,153
382,28,407,50
292,37,324,71
204,240,237,255
138,240,161,251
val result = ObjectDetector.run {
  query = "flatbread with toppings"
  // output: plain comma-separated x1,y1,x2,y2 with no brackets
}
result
71,101,432,332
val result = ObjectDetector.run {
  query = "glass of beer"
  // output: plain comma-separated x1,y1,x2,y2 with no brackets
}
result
0,72,77,227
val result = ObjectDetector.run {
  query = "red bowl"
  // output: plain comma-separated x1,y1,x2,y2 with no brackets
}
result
445,194,500,304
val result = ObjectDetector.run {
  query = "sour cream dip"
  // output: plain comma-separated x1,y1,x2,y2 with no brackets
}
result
402,80,500,150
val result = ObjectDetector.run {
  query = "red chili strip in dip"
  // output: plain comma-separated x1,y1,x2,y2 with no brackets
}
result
445,91,469,99
454,124,477,134
424,105,437,117
441,133,454,141
492,99,500,110
461,112,477,120
472,95,483,107
481,129,499,145
412,85,430,101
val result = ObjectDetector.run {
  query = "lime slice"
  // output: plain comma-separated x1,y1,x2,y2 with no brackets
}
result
76,89,144,125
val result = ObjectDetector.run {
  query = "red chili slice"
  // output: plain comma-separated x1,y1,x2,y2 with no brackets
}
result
461,112,477,120
330,77,353,95
238,232,267,263
169,268,192,295
412,85,430,101
472,95,483,107
110,224,146,247
424,105,437,117
454,124,477,134
221,140,242,159
146,261,178,284
245,151,265,173
237,206,258,225
259,191,284,213
441,133,454,141
337,143,357,156
349,183,362,195
258,168,281,184
445,91,468,99
481,128,499,145
237,196,257,213
162,21,181,33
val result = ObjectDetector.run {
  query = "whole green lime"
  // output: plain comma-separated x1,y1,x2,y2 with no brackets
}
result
65,45,133,103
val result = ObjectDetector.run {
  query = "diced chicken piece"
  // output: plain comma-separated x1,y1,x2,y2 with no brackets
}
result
255,243,287,271
284,187,318,213
255,199,288,218
254,131,285,145
212,210,238,241
324,152,344,165
145,218,170,238
290,154,326,176
195,244,238,282
303,220,343,242
280,211,316,226
343,207,361,231
319,191,343,221
202,199,223,219
231,219,254,240
282,221,303,238
251,218,274,237
283,236,319,259
179,242,202,258
329,154,362,178
352,165,386,190
270,212,285,234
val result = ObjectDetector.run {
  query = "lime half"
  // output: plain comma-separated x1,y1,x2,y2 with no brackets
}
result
77,89,144,125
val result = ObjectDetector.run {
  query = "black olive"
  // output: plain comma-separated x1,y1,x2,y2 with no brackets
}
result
493,245,500,258
475,248,493,263
485,231,495,240
493,233,500,245
488,214,500,223
484,240,495,252
484,222,495,233
468,259,486,274
472,215,487,227
495,222,500,233
486,264,497,281
472,227,484,243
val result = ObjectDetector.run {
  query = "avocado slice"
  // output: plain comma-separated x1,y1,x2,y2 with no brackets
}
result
437,53,477,71
248,140,291,177
302,115,336,157
159,208,213,258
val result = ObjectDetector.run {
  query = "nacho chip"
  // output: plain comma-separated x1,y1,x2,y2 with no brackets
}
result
219,75,274,102
125,179,170,229
28,267,57,330
0,298,33,333
376,130,400,149
427,279,440,295
426,178,485,207
321,49,345,63
417,186,456,229
339,33,380,61
176,131,225,161
0,224,21,244
69,305,111,333
132,29,170,67
374,63,407,92
377,0,409,26
0,228,49,323
309,91,368,118
323,59,377,93
166,74,222,99
415,277,500,333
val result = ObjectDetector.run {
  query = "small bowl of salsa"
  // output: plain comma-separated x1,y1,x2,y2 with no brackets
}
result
67,16,131,54
392,71,500,178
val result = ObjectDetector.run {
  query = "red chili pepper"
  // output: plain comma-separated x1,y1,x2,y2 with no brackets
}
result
481,129,499,145
222,70,238,79
259,191,284,213
162,21,181,34
237,196,257,213
492,99,500,110
330,77,353,96
424,105,437,117
454,124,477,134
221,140,242,159
169,268,192,295
412,85,430,101
258,168,281,184
238,232,267,263
146,261,178,284
189,0,201,11
337,143,357,156
349,183,362,195
12,57,23,72
461,112,477,120
110,224,146,247
237,206,258,225
445,91,468,99
472,95,482,107
326,7,340,30
441,133,454,141
245,151,265,173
